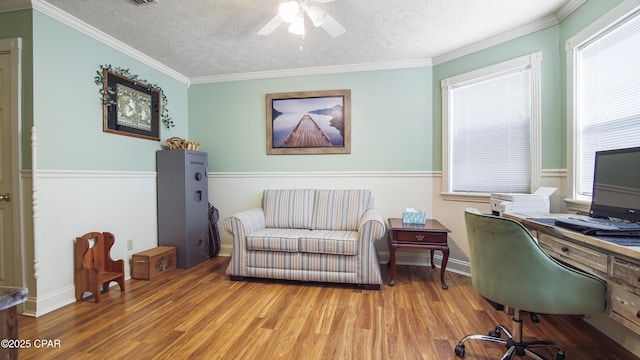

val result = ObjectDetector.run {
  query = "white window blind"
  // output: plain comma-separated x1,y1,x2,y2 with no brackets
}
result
449,69,532,193
576,10,640,197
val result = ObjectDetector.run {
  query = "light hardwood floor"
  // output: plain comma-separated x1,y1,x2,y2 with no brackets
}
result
18,257,637,359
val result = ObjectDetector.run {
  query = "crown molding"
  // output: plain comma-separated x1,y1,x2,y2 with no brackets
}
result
30,0,190,85
555,0,588,20
190,58,432,84
567,0,640,49
433,0,586,66
433,14,558,65
11,0,586,84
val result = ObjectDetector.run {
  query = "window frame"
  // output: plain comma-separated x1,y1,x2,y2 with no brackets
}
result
441,52,542,202
566,1,640,208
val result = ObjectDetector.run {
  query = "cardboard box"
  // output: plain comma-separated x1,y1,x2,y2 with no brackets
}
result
131,246,176,280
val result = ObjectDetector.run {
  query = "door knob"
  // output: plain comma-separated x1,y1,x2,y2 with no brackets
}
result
0,193,11,202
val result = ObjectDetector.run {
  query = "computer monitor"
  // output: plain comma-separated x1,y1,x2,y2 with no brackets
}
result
589,146,640,223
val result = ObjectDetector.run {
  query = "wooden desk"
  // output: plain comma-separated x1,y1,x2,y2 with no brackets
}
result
0,287,28,360
387,218,451,289
505,213,640,336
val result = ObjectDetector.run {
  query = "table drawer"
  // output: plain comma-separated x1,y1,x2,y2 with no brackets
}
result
613,258,640,291
538,233,608,275
611,285,640,329
394,231,447,244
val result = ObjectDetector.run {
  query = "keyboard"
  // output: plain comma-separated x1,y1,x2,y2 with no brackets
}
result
585,217,640,230
555,216,640,236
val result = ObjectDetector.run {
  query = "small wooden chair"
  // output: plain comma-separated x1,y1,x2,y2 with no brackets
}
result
74,232,125,303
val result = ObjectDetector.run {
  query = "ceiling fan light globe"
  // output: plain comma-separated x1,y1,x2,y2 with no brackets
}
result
307,6,327,27
288,15,305,35
278,1,299,23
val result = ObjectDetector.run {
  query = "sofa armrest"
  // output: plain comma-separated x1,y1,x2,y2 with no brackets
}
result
356,209,386,285
224,208,266,237
224,208,265,277
358,208,386,242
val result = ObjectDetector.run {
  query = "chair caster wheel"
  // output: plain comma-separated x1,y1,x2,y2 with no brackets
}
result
554,352,565,360
488,328,501,338
530,312,540,323
454,344,465,357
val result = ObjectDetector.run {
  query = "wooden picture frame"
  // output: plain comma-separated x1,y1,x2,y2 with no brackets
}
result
102,69,161,141
266,89,351,155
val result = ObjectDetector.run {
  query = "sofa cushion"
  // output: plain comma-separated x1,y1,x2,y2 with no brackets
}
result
299,230,358,256
246,252,359,283
263,189,314,229
246,228,311,252
311,190,371,231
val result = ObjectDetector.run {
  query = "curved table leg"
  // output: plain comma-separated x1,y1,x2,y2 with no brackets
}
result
389,245,397,286
440,247,449,289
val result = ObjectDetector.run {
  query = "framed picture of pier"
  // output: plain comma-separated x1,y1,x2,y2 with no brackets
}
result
266,89,351,155
102,69,161,141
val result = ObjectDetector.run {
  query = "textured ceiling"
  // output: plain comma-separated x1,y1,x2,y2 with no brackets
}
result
37,0,576,80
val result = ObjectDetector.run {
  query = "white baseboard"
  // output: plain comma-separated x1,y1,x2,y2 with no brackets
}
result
31,286,76,317
377,251,471,276
218,244,233,257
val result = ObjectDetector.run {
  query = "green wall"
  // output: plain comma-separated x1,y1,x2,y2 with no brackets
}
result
30,10,189,172
0,9,33,169
555,0,625,168
190,0,626,173
2,0,627,173
433,26,563,170
560,0,625,39
432,0,624,171
189,68,433,172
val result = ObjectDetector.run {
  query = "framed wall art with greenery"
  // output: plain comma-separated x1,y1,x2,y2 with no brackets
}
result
98,67,166,141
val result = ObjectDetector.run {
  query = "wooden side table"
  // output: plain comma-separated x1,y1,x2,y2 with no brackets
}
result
387,218,451,289
0,287,28,360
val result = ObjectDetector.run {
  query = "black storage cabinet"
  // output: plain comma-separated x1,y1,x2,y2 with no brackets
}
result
156,150,210,269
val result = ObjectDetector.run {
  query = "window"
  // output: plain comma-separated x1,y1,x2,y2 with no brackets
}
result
568,3,640,200
441,53,542,199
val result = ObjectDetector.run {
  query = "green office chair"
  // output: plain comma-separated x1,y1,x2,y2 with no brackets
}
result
455,208,606,360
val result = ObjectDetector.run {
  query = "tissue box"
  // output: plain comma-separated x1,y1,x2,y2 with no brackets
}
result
402,211,426,225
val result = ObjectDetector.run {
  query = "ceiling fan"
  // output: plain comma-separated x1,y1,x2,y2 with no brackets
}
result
257,0,346,38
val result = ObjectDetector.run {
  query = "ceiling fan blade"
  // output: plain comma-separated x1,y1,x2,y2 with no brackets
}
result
320,13,345,38
257,15,284,36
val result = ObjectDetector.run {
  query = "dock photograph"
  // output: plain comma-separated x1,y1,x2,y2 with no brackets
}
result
266,90,351,155
271,96,344,148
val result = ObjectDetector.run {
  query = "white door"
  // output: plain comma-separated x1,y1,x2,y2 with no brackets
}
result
0,51,16,287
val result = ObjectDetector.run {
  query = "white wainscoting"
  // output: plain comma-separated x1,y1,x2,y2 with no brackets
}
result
25,169,566,316
29,170,158,316
209,170,567,277
211,172,445,274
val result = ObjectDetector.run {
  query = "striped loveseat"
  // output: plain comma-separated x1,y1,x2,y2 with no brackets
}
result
224,189,386,289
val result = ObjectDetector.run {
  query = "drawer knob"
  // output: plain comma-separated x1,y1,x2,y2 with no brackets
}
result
637,311,640,319
561,247,569,252
415,234,424,241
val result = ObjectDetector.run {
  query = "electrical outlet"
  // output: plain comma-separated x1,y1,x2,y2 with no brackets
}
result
127,239,133,251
